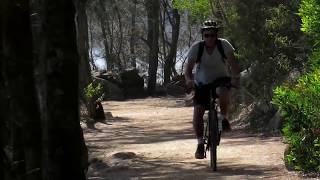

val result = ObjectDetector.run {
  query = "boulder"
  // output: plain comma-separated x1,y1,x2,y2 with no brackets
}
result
93,70,146,99
120,69,145,98
93,77,124,100
95,71,122,87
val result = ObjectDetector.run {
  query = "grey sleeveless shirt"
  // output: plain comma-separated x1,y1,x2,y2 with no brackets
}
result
187,38,235,85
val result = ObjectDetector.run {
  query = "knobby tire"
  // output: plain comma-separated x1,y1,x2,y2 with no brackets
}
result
209,108,218,171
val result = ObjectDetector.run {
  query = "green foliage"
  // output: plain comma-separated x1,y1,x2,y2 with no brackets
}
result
273,67,320,172
264,2,307,73
173,0,210,21
226,5,239,24
298,0,320,44
310,50,320,70
83,83,104,103
272,0,320,172
226,1,309,98
265,4,291,30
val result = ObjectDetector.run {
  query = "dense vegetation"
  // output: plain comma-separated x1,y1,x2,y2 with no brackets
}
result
273,0,320,173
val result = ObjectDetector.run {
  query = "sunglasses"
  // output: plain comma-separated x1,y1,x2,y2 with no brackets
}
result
204,33,216,38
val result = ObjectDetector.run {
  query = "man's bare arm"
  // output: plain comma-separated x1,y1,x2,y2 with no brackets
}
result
226,52,241,78
184,58,196,83
226,52,241,87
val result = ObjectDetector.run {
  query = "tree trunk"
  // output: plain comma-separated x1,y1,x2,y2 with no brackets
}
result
88,15,96,70
74,0,97,124
164,1,180,84
145,0,160,95
31,0,87,179
1,1,88,179
112,0,124,71
98,12,112,71
74,0,92,93
160,4,167,72
73,0,90,172
129,0,137,68
97,0,114,71
1,1,42,180
0,4,6,180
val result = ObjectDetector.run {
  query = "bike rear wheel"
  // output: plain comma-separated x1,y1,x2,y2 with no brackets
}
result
209,108,218,171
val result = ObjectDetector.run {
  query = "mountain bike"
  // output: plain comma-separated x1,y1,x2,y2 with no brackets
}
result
200,82,234,171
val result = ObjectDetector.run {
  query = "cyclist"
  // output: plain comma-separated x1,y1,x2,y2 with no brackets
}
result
184,20,241,159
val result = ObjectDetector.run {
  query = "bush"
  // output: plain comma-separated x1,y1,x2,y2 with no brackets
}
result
273,0,320,172
273,59,320,172
298,0,320,44
83,83,104,103
83,83,105,121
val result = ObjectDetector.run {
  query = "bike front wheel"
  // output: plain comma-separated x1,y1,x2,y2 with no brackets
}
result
208,108,218,171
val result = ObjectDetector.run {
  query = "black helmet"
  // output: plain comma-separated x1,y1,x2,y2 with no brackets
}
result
200,20,221,33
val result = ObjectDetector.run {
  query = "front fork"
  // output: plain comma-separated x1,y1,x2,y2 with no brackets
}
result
204,102,221,158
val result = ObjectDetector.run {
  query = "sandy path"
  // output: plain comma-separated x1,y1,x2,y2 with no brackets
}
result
84,97,304,180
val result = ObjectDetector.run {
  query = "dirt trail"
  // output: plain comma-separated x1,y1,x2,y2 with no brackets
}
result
84,97,303,180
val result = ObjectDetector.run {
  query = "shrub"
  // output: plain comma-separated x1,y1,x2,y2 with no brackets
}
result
83,83,104,103
273,0,320,172
273,61,320,172
298,0,320,44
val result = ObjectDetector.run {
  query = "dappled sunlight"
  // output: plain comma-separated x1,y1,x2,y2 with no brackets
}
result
85,97,300,179
88,152,297,180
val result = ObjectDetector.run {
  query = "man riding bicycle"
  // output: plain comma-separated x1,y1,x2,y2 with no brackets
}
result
184,20,241,159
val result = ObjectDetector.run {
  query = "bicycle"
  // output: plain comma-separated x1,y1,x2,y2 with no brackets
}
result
198,81,234,171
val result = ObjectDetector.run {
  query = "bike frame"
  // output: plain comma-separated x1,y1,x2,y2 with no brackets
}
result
204,88,221,171
197,78,234,171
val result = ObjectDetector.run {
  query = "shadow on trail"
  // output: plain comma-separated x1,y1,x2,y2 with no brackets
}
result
85,114,195,155
104,97,189,109
220,130,282,147
86,98,288,179
84,116,131,131
88,155,283,179
86,122,195,145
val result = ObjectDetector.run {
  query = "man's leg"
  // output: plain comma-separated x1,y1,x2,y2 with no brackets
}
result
217,87,232,131
193,105,206,141
193,105,206,159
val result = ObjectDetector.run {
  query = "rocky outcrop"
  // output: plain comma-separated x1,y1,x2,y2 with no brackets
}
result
93,69,146,99
93,77,124,100
120,69,145,98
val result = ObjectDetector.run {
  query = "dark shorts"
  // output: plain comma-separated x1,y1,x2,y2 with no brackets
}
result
193,77,231,107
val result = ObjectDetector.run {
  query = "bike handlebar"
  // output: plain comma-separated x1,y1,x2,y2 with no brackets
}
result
186,81,238,94
197,82,238,89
